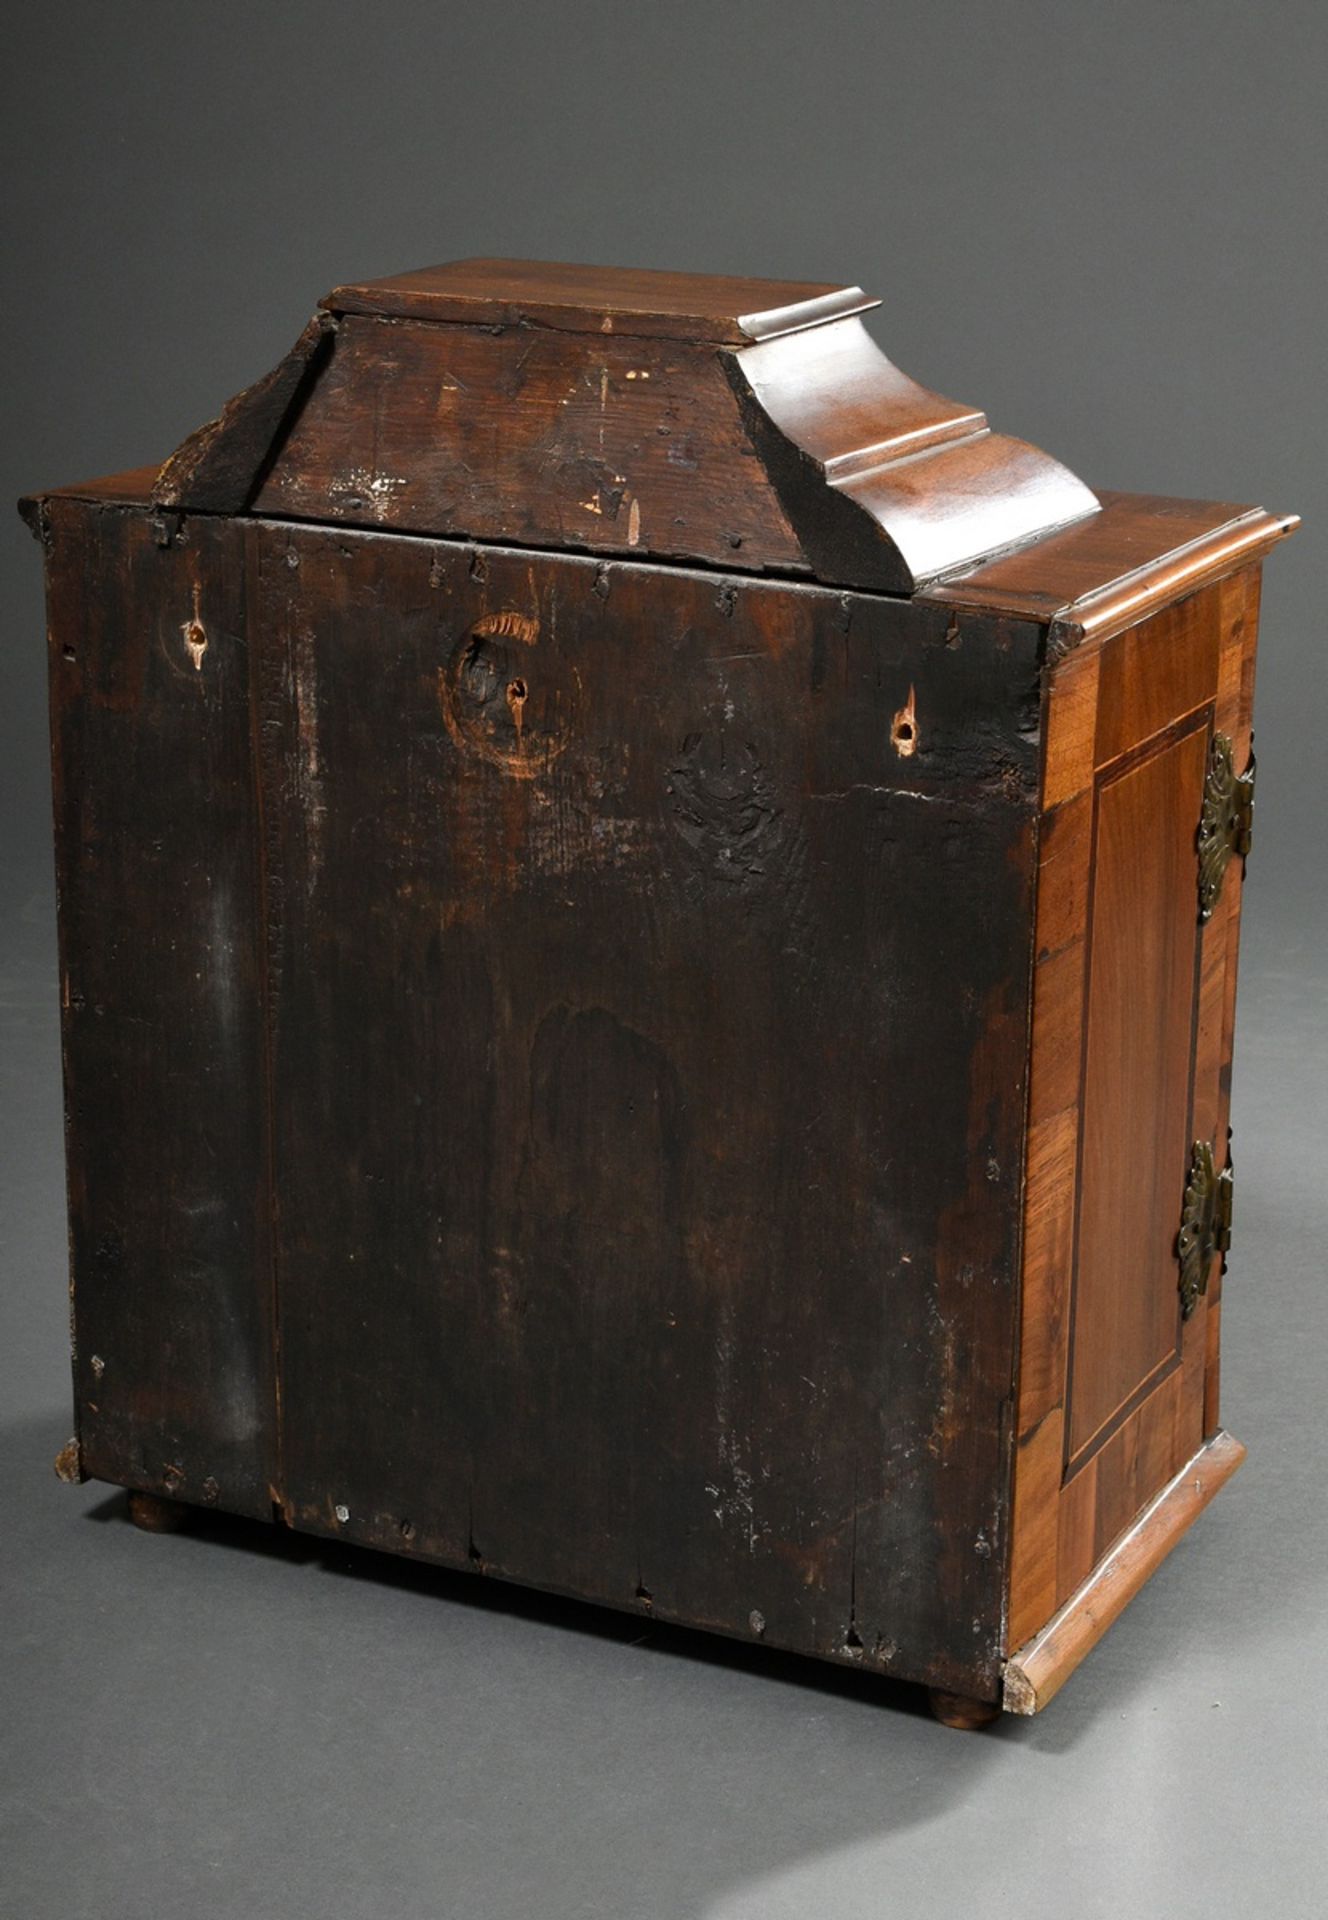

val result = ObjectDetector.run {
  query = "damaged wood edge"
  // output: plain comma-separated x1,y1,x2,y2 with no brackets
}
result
153,310,339,515
319,270,878,344
53,1435,86,1483
17,468,167,540
18,492,51,546
317,293,879,345
19,487,188,556
1002,1428,1246,1714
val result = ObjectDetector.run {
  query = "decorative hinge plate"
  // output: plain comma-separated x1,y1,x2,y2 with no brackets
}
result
1197,732,1255,921
1177,1139,1234,1319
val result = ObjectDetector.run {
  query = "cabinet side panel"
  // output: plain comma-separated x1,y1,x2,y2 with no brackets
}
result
256,526,1040,1700
1009,571,1257,1649
46,503,275,1517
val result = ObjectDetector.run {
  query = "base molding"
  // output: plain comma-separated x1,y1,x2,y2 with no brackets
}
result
1003,1428,1245,1715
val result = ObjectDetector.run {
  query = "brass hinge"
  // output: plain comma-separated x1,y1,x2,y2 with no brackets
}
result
1197,732,1255,921
1177,1138,1233,1319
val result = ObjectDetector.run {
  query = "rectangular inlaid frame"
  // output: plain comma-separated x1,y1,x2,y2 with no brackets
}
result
1060,706,1213,1482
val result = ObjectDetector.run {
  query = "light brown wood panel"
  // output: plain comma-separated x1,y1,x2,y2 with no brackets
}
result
1057,1452,1100,1600
1192,879,1237,1149
1007,1413,1063,1649
1006,1432,1246,1713
1017,1106,1080,1430
1204,1303,1223,1437
1094,584,1220,764
1006,643,1101,1651
1176,1280,1209,1468
1042,648,1101,810
1091,1369,1182,1562
1009,564,1269,1660
1026,938,1089,1123
1215,573,1251,741
1066,720,1210,1465
1034,792,1093,961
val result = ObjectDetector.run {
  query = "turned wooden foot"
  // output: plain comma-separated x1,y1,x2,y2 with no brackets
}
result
928,1687,1001,1730
126,1489,190,1533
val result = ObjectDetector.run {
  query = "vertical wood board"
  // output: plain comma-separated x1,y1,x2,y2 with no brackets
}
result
46,502,276,1518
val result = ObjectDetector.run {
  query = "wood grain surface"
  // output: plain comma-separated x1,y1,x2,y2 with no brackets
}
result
252,316,808,574
1005,1430,1246,1714
44,501,277,1520
27,258,1296,1715
251,522,1042,1700
321,256,877,342
143,257,1103,593
1006,569,1263,1653
924,490,1297,639
1067,719,1208,1466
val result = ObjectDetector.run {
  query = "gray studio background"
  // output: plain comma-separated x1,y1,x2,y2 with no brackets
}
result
2,5,1324,1918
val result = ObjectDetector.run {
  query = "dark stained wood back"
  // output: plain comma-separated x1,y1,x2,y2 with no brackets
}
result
251,523,1042,1699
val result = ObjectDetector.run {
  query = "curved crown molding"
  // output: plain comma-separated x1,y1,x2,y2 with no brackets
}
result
724,318,1099,592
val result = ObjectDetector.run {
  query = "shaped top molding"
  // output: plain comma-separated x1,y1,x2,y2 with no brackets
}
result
152,257,1102,592
321,256,881,343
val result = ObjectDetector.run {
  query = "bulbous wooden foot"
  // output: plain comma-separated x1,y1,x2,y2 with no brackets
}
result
127,1489,190,1533
928,1688,1001,1730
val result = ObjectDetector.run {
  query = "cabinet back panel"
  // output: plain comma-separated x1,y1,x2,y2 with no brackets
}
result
250,523,1041,1697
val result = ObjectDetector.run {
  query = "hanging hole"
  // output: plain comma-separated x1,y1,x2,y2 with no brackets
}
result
891,686,919,757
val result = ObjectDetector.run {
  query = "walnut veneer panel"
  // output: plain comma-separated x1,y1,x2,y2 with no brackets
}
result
1008,570,1260,1648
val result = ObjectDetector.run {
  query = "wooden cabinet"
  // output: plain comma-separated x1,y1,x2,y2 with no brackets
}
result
24,260,1296,1723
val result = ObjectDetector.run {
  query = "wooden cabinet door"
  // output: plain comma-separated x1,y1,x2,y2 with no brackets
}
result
1008,567,1260,1647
